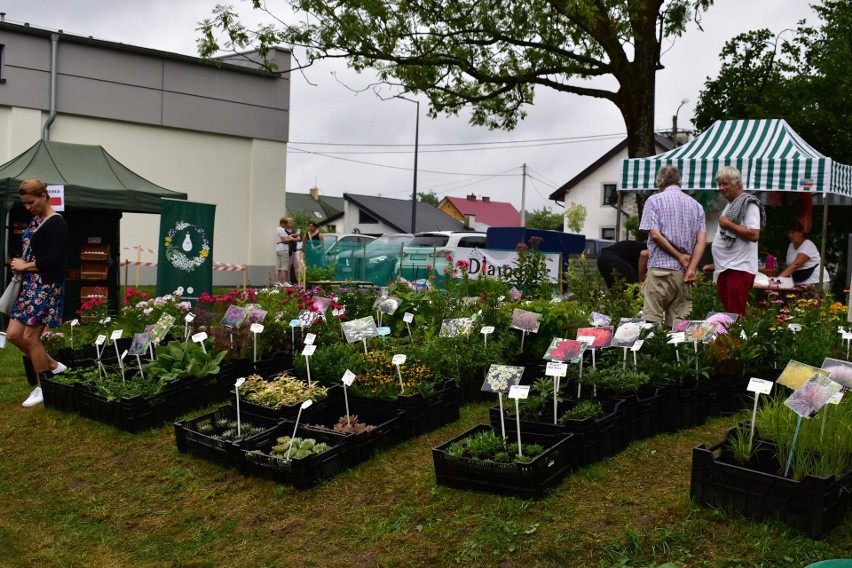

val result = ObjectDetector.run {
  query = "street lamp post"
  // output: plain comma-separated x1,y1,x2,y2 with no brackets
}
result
672,97,689,147
397,96,420,233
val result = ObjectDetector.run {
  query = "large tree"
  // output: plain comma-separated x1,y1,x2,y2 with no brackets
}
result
199,0,713,158
693,0,852,162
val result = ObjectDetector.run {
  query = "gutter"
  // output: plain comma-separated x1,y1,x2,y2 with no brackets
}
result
42,32,59,140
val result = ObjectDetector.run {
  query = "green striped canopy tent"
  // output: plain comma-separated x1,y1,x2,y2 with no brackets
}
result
618,118,852,287
619,119,852,196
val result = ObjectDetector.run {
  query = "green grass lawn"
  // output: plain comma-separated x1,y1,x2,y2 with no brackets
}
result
0,346,850,567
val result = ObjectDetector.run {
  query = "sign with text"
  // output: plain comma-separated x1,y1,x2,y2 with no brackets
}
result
454,247,560,282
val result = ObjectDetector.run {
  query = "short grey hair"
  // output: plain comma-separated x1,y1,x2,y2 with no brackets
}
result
655,165,681,189
714,166,743,188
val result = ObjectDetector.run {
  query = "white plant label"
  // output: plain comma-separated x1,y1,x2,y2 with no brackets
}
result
843,332,852,341
110,329,123,341
392,354,407,365
577,335,596,346
70,319,80,327
631,340,645,352
184,313,196,323
342,369,356,386
828,392,844,405
101,316,112,324
120,349,128,360
234,377,246,388
300,399,314,410
304,333,316,345
667,332,685,344
250,323,264,334
481,326,495,335
289,319,301,328
95,334,107,346
191,331,208,343
787,323,802,332
508,385,531,400
545,361,568,377
497,295,505,303
332,308,342,317
302,344,317,356
377,326,391,336
403,312,414,323
747,377,773,395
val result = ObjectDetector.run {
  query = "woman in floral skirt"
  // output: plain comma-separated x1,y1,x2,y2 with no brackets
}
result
7,179,69,407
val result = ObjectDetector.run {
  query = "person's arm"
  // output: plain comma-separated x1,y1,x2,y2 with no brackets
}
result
718,203,761,242
30,218,68,273
638,249,649,282
778,253,811,278
649,229,691,269
684,232,707,283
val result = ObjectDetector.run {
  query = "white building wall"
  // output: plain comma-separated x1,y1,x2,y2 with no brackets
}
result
1,109,287,286
561,147,630,240
343,200,398,235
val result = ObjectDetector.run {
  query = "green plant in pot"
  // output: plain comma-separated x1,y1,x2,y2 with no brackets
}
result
144,339,226,382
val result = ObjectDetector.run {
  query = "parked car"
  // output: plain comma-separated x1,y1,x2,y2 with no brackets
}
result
362,233,414,285
397,231,487,283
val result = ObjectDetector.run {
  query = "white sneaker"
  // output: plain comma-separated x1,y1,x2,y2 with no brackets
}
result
22,387,43,408
52,362,67,374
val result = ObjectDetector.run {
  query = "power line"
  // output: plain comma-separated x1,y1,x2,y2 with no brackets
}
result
289,132,626,149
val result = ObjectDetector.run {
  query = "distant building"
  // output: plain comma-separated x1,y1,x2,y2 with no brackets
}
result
343,193,463,234
549,135,673,241
439,194,521,228
285,187,344,232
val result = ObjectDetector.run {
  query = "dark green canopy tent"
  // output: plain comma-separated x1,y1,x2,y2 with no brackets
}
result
0,139,187,212
1,139,187,319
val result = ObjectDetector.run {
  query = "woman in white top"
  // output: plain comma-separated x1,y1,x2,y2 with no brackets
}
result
777,221,830,286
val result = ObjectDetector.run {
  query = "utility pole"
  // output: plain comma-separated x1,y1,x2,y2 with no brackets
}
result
520,163,527,227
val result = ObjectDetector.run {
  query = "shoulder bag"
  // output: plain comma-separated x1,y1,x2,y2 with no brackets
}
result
0,214,58,316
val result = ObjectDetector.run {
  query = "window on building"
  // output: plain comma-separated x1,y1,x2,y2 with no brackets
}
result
0,45,6,84
601,227,616,240
602,183,618,206
359,209,378,224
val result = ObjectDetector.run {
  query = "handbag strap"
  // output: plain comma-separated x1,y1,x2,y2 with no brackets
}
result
21,214,57,259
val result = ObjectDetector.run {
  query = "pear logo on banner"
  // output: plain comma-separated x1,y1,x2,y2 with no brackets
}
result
158,199,215,301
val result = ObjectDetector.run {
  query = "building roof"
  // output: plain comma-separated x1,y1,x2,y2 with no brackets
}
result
286,192,344,224
344,193,464,232
549,135,673,201
441,195,521,226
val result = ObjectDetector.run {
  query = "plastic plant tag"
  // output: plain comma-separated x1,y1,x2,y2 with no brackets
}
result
630,340,645,352
828,392,844,405
235,377,246,388
377,326,391,336
100,316,112,324
250,323,264,334
184,313,196,323
110,329,123,341
545,361,567,377
95,335,107,346
289,319,301,328
787,323,802,332
403,312,414,323
508,385,530,400
191,332,208,343
392,354,407,365
577,335,596,345
302,344,317,356
481,326,495,335
304,333,316,345
842,332,852,341
667,332,685,344
120,349,128,360
70,319,79,327
332,308,342,317
747,377,773,395
342,369,356,387
301,399,313,410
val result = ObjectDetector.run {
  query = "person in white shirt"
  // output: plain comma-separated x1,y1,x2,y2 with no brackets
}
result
702,167,765,316
777,221,830,287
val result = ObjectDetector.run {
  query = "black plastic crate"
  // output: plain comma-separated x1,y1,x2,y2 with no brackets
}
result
241,422,351,488
174,404,282,468
690,426,852,537
488,397,628,467
353,379,461,439
706,374,750,416
662,381,709,433
615,387,666,443
433,424,578,499
232,382,341,421
299,395,407,465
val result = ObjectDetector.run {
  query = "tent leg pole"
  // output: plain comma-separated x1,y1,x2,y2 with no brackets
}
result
134,249,141,288
819,197,828,292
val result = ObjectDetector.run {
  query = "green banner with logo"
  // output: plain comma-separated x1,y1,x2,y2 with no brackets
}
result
157,199,215,301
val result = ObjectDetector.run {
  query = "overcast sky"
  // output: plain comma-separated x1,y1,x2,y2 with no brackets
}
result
2,0,819,214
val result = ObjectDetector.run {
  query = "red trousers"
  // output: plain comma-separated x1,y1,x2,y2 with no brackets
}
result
716,269,755,316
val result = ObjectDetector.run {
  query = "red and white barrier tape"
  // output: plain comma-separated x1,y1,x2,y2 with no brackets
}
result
122,245,157,254
119,259,245,271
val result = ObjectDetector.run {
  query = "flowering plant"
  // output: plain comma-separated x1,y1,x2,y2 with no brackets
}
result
78,287,110,323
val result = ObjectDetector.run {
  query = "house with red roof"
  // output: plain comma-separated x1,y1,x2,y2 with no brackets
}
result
438,194,521,228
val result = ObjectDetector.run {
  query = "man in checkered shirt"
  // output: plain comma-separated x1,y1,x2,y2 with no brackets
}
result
639,165,707,327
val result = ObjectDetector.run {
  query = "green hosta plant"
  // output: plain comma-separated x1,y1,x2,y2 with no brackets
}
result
144,340,226,381
447,429,545,464
239,373,329,409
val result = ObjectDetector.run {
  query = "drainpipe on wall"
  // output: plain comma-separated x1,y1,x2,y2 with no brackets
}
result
42,32,60,140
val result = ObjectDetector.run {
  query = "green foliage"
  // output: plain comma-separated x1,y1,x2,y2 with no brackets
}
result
144,340,226,381
560,400,603,423
264,436,332,460
239,372,330,409
525,207,563,231
564,202,587,234
564,255,605,309
198,1,714,157
511,238,555,299
581,367,650,396
727,424,761,466
446,429,544,463
418,191,439,206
